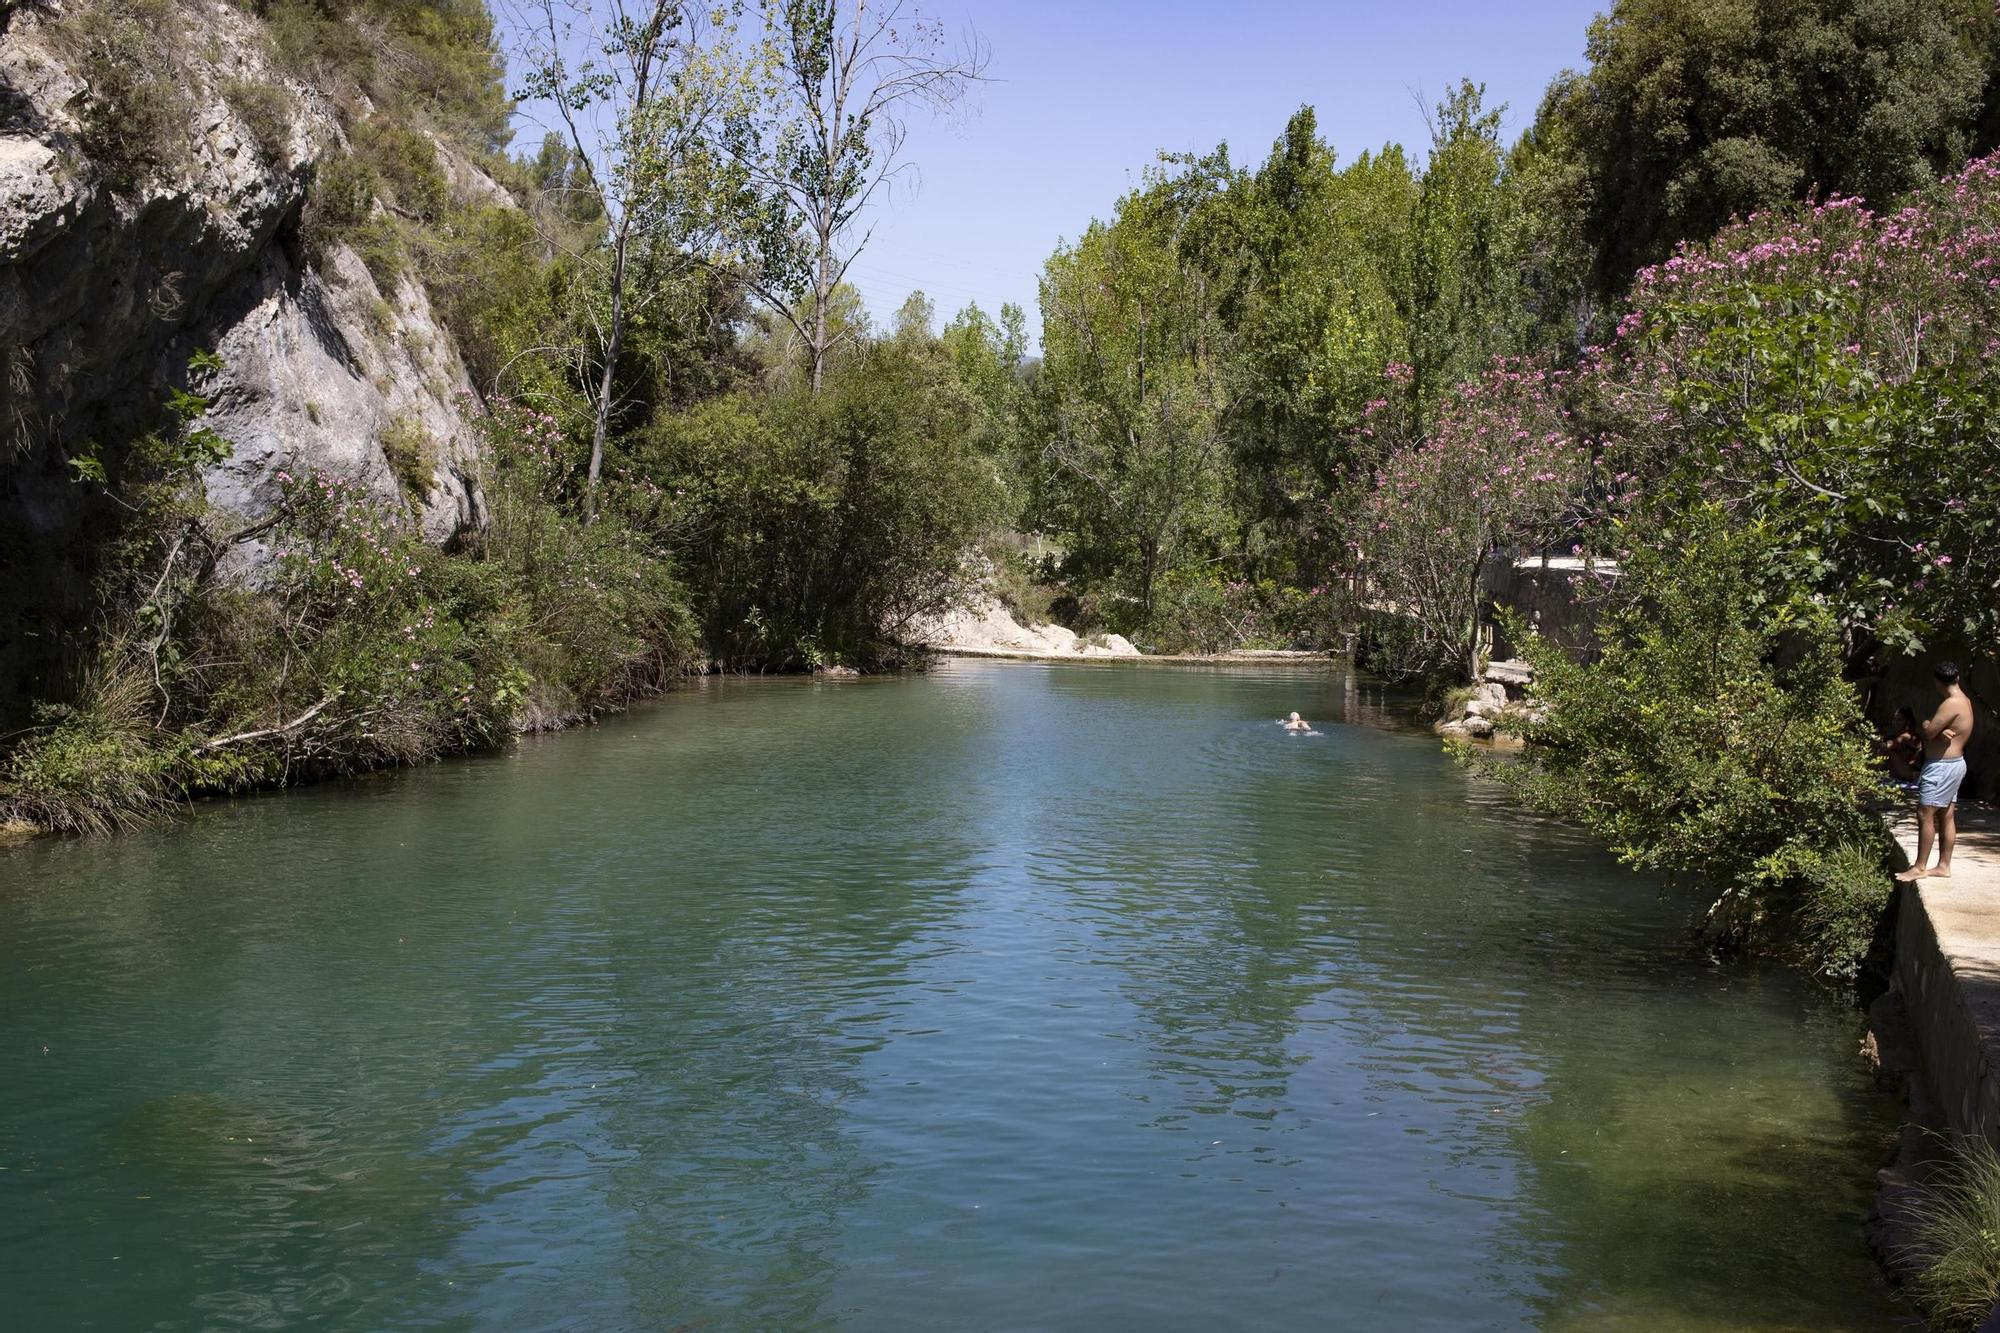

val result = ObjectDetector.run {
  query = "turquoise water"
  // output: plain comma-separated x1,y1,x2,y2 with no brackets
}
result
0,661,1907,1329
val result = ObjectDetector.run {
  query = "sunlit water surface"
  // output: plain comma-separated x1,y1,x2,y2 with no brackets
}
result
0,661,1907,1330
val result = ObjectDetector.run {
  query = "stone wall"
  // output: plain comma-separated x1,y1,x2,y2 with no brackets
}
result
1478,553,1618,661
1894,880,2000,1145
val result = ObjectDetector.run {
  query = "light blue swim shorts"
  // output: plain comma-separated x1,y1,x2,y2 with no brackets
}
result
1920,756,1967,808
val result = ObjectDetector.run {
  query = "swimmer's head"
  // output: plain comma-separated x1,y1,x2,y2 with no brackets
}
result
1288,712,1301,722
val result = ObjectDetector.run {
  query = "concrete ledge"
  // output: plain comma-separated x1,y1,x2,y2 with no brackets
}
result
1894,810,2000,1143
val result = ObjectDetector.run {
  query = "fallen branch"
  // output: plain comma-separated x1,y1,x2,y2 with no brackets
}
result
193,693,341,754
220,504,292,547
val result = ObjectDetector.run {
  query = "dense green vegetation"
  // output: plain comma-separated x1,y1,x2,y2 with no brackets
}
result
1022,1,2000,662
1493,514,1890,974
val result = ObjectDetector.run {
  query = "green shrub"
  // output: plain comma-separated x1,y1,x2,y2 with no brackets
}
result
414,203,551,391
1487,508,1893,977
258,0,510,153
61,0,189,194
356,119,447,222
222,79,294,164
1136,574,1231,654
477,399,698,715
379,415,437,499
353,215,408,292
301,152,380,268
1902,1134,2000,1331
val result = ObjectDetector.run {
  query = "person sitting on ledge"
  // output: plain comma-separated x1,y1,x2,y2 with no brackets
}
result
1278,712,1314,733
1896,662,1975,882
1879,707,1925,787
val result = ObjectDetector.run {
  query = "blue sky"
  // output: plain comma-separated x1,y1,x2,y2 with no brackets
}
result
504,1,1609,347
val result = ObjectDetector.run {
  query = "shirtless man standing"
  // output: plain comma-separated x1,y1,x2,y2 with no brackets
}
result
1897,662,1975,882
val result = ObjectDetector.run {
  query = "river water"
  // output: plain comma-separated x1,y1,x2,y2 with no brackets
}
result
0,661,1908,1330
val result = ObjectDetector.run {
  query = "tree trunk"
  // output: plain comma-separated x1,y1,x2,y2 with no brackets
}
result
1465,548,1486,682
1139,536,1159,619
810,216,834,393
585,220,631,524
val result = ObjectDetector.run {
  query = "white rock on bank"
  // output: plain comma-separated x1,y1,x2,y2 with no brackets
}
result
908,594,1143,658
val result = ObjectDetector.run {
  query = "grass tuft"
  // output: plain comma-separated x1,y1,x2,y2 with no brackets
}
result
379,415,438,499
1901,1133,2000,1330
0,657,179,836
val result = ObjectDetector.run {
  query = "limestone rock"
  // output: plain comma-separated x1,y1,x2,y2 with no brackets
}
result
0,3,495,540
202,251,485,569
906,592,1144,658
0,2,505,701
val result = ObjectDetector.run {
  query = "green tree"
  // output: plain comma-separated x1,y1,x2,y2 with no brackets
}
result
514,0,760,519
1541,0,1989,294
615,340,1001,668
1038,169,1240,624
1492,510,1892,977
733,0,987,392
938,300,1027,491
1397,81,1518,434
1209,110,1411,544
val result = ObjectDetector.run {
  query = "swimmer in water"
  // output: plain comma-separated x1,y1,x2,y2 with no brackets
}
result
1278,711,1313,733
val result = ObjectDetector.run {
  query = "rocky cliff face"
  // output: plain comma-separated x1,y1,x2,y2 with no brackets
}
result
0,0,496,712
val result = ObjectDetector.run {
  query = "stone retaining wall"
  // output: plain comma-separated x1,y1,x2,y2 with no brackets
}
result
1895,876,2000,1144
